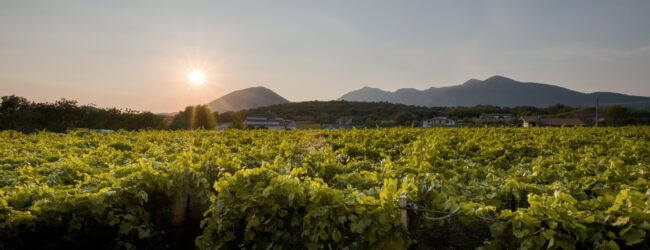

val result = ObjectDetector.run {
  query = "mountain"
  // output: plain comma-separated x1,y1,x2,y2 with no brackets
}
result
207,87,290,113
339,76,650,108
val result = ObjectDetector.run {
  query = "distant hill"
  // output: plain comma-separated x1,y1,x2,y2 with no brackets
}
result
207,87,290,113
238,100,650,126
339,76,650,108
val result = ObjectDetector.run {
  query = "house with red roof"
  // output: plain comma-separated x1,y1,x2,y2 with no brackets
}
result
521,116,586,127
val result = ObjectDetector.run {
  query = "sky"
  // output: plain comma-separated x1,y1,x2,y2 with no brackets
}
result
1,1,650,113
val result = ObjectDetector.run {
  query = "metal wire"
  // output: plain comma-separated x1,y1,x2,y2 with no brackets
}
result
421,213,455,221
316,202,499,222
406,206,499,222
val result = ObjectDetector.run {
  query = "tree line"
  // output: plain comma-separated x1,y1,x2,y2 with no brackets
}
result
219,101,647,127
1,96,646,133
0,95,164,133
0,95,220,132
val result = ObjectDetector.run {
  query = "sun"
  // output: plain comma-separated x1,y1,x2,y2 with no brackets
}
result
188,70,205,85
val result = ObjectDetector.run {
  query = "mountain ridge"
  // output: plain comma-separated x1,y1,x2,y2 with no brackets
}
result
206,86,289,113
338,76,650,108
202,76,650,114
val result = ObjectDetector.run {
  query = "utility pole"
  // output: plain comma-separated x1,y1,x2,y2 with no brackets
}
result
594,97,599,127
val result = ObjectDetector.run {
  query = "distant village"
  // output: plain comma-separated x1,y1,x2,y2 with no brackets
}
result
215,110,605,130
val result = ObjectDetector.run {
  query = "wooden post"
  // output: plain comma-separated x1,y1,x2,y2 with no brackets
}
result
398,195,409,234
595,97,599,127
171,168,190,249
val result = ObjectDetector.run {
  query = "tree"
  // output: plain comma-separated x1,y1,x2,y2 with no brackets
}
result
545,104,574,115
513,106,540,117
169,105,217,130
229,119,244,129
364,114,380,127
0,95,31,112
393,111,412,126
604,105,629,126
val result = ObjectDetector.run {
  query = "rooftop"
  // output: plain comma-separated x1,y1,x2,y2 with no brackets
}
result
521,116,586,126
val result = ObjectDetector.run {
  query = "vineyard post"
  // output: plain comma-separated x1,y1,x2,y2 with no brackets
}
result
398,195,409,234
595,97,599,127
171,168,191,249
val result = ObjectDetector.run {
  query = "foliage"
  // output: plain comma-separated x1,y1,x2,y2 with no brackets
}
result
238,101,650,127
1,127,649,249
605,105,630,126
0,95,164,132
170,105,217,130
231,101,610,126
214,110,247,123
545,104,574,115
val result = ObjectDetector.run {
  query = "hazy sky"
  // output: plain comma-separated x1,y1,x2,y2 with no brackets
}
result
2,1,650,112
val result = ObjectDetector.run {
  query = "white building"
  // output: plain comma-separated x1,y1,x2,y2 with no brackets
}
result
422,117,456,127
243,117,296,130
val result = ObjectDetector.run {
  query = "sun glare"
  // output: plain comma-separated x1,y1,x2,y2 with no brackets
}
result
188,70,205,85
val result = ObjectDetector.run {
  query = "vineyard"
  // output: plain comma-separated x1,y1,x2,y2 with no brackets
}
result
1,127,649,249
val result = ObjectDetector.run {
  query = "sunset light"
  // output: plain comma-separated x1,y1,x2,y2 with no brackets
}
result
188,70,205,85
2,2,650,249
